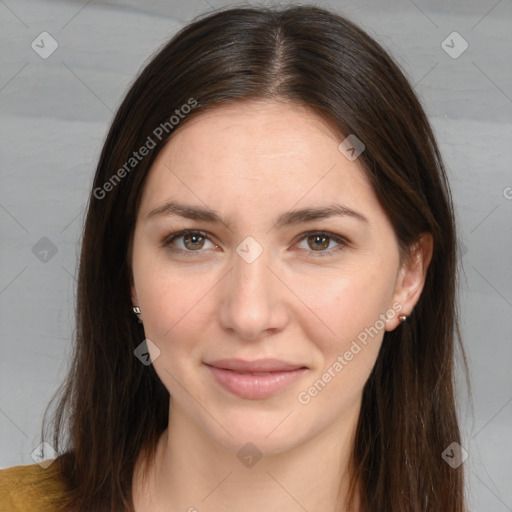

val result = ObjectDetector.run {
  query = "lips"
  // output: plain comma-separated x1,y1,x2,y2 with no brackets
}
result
204,358,308,399
205,358,306,372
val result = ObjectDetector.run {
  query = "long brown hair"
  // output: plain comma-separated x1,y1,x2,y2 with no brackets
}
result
42,5,469,511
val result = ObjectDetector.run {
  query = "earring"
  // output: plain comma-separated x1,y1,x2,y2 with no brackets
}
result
399,315,407,323
132,306,143,324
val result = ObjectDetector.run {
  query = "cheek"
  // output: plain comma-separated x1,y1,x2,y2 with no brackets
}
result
300,265,395,347
295,271,391,412
131,240,197,339
137,269,210,343
134,267,211,396
132,256,225,385
296,263,397,405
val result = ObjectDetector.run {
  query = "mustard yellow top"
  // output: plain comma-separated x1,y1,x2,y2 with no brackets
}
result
0,461,67,512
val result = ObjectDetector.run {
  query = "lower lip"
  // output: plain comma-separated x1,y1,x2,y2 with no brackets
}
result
206,365,307,399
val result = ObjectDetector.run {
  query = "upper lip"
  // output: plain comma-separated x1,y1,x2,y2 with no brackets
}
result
205,358,307,372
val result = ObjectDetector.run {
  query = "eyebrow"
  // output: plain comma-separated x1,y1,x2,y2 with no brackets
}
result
144,200,368,228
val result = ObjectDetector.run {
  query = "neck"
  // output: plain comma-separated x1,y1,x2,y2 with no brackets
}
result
133,400,362,512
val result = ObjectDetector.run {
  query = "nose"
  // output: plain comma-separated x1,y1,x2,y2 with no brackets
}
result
218,245,289,341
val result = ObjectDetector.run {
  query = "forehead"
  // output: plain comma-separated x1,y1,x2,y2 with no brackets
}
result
138,100,378,221
156,100,345,172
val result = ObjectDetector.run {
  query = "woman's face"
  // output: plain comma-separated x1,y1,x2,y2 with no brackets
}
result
131,100,419,455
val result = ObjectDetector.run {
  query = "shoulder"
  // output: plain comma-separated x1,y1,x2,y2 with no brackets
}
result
0,460,67,512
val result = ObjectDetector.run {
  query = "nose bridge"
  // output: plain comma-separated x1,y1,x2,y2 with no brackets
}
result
232,243,273,313
219,237,288,339
233,234,270,293
234,242,269,292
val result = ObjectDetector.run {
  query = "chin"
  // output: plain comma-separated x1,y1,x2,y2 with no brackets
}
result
200,405,310,457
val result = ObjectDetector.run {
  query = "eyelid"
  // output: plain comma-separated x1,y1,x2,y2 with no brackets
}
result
161,229,349,256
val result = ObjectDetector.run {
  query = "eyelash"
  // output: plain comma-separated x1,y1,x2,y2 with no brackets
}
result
161,229,349,258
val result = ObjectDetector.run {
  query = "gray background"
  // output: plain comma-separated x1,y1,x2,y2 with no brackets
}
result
1,0,511,510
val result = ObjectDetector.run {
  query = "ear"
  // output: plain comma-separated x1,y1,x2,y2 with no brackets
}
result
128,233,137,306
131,282,138,306
130,266,139,307
386,233,433,331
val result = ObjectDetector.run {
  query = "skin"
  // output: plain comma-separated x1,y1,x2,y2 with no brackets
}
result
130,100,433,512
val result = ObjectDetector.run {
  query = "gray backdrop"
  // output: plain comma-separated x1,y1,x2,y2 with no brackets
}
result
1,1,511,511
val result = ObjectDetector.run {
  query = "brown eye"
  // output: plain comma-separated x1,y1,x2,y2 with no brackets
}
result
162,230,217,255
296,231,348,257
183,232,206,250
307,234,330,251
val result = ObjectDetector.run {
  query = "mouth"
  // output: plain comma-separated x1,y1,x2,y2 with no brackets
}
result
204,358,308,400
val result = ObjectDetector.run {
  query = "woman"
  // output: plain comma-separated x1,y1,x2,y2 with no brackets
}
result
0,5,468,511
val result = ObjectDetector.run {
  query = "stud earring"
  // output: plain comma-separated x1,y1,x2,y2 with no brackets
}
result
132,306,143,324
399,315,407,323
